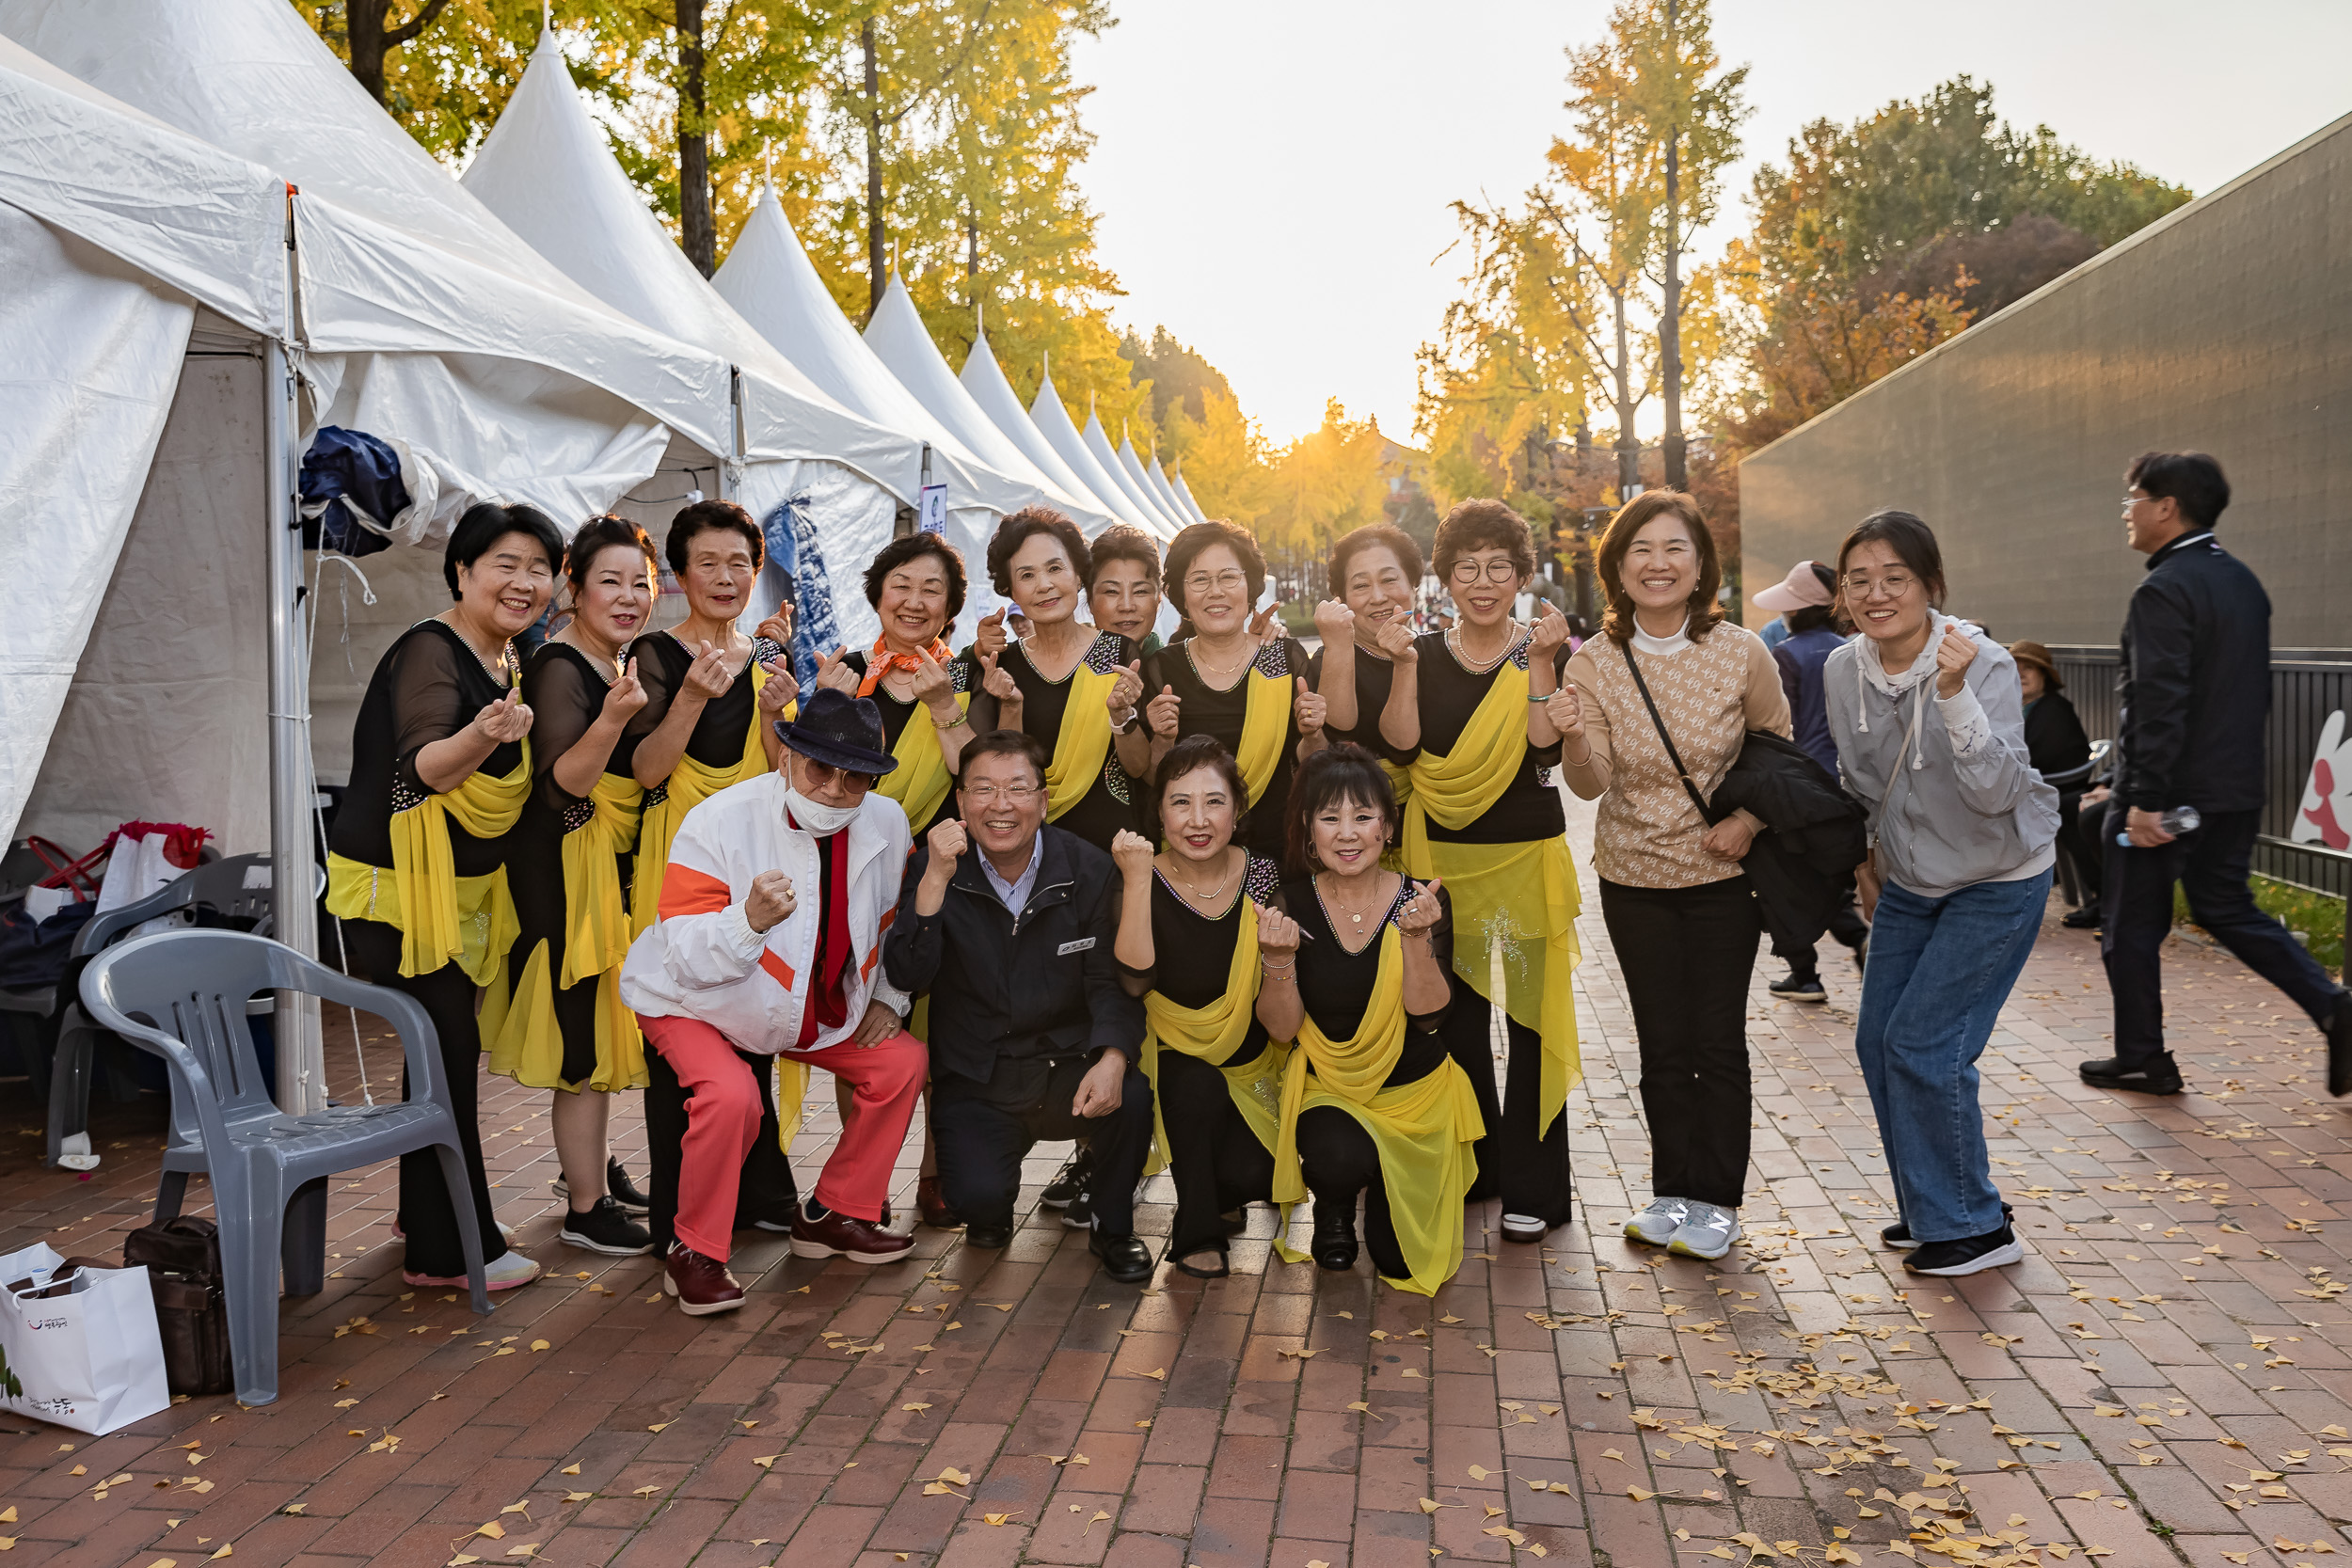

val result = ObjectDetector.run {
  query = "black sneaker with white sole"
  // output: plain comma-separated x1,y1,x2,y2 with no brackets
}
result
1768,971,1827,1004
1903,1222,2023,1276
559,1196,656,1256
551,1157,652,1218
1883,1201,2011,1250
2077,1053,2183,1096
1061,1190,1094,1229
1042,1147,1092,1209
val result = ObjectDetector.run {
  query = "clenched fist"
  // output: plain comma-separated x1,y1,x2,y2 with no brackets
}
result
744,870,797,933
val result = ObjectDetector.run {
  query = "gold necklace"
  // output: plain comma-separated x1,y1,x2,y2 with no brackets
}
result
1187,637,1256,688
1318,869,1391,927
1164,847,1239,907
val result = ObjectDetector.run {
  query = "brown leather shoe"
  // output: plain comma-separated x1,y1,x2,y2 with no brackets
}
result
789,1201,914,1264
662,1243,745,1315
917,1176,961,1229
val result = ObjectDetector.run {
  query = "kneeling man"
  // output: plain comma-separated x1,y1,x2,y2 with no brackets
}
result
622,689,924,1313
883,731,1155,1282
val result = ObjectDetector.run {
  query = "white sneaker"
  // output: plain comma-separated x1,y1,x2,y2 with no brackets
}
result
1624,1196,1688,1246
403,1250,542,1291
1501,1213,1549,1243
1667,1201,1738,1260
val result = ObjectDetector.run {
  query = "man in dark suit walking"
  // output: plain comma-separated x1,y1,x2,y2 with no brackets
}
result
2079,451,2350,1097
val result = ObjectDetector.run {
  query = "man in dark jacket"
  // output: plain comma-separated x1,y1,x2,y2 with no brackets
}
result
2082,451,2350,1096
882,729,1155,1278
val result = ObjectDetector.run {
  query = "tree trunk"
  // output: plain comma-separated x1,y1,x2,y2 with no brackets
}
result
1658,0,1687,489
676,0,714,277
347,1,389,103
863,19,887,321
1612,283,1640,500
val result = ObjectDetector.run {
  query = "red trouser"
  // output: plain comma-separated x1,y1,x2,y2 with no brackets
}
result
637,1013,926,1260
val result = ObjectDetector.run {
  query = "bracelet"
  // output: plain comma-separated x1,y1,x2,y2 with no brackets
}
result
1109,708,1139,735
931,709,969,731
1526,688,1560,703
1261,958,1296,975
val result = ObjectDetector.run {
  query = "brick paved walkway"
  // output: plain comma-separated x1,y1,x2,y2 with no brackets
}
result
4,793,2347,1568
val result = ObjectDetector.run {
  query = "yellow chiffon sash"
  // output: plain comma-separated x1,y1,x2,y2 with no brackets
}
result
1141,899,1286,1176
1402,658,1582,1136
882,690,966,832
326,745,530,981
481,774,647,1092
1271,928,1483,1295
1233,666,1290,807
628,663,773,938
1045,660,1117,821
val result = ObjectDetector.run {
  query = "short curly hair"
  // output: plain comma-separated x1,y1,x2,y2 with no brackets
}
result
984,506,1090,598
862,532,968,624
666,499,762,577
1163,519,1266,616
1087,523,1162,586
1328,522,1424,598
1431,499,1534,586
1148,734,1251,846
1282,743,1400,876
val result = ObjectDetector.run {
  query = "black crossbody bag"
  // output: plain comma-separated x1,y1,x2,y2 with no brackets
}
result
1619,641,1731,827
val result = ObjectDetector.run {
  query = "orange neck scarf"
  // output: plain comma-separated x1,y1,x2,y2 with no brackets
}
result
856,634,952,698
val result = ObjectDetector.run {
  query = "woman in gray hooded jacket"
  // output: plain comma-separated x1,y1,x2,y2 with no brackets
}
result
1824,510,2059,1277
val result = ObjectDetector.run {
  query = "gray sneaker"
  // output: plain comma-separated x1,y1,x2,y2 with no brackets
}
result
1667,1201,1738,1260
1623,1196,1688,1246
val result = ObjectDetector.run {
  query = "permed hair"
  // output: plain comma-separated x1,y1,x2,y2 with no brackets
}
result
1328,522,1424,598
665,498,763,577
985,506,1091,599
1431,499,1534,585
1149,734,1250,846
1595,490,1724,645
1163,519,1266,616
862,532,969,625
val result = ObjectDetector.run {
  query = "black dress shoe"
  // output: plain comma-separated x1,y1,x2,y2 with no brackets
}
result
2060,903,2104,930
1311,1202,1359,1272
2078,1053,2183,1095
1089,1232,1154,1283
2327,990,2352,1099
964,1225,1013,1249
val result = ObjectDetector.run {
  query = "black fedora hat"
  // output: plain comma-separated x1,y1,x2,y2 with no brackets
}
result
772,688,898,775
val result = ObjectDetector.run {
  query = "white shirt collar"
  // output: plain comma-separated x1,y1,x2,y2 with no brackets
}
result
1629,614,1692,657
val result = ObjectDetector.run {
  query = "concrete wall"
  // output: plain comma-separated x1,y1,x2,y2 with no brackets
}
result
1740,111,2352,652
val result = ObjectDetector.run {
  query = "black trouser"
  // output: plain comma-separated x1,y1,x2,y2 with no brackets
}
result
641,1039,799,1253
342,919,509,1277
1293,1105,1407,1278
931,1053,1152,1236
1438,974,1573,1223
2055,792,2102,908
1598,877,1761,1211
1157,1047,1276,1256
1767,886,1870,976
2101,807,2342,1066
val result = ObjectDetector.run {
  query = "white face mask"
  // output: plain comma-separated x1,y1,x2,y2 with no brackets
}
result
783,755,862,835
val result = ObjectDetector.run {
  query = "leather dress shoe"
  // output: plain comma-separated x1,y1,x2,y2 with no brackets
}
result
663,1243,744,1316
964,1224,1013,1249
1311,1202,1359,1272
917,1176,961,1229
789,1202,914,1265
1089,1231,1154,1283
2078,1053,2183,1095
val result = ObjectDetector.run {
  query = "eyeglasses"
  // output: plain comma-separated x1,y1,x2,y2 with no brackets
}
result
961,783,1041,805
2119,492,2149,513
795,756,878,795
1841,572,1916,601
1448,559,1520,585
1182,570,1248,596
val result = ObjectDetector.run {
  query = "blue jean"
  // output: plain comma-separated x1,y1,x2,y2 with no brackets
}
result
1854,869,2051,1244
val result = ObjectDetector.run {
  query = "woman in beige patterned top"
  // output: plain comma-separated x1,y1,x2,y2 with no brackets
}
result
1549,492,1790,1261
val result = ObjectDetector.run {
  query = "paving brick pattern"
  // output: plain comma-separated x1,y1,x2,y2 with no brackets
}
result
3,793,2346,1568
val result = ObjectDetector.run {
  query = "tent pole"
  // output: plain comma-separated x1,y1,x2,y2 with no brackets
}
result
265,338,324,1114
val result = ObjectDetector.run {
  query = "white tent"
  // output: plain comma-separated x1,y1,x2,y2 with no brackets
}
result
714,186,1043,641
959,334,1132,532
1117,430,1190,537
1085,406,1186,536
1027,372,1169,540
1171,468,1213,525
1146,451,1198,525
461,24,936,645
863,276,1118,533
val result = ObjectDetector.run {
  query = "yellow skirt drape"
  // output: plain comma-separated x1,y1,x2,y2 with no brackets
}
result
326,746,530,983
1140,899,1285,1176
1232,666,1291,808
1271,927,1484,1295
880,689,966,832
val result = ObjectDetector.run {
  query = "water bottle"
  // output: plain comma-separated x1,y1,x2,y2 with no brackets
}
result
2117,805,2201,847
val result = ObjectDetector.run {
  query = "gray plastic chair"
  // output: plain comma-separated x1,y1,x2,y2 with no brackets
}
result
45,853,280,1172
78,928,492,1404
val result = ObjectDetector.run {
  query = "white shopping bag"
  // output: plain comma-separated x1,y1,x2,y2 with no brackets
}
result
92,822,210,939
0,1243,172,1433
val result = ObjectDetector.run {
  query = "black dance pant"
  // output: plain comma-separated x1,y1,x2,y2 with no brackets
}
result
931,1053,1152,1236
1293,1105,1407,1278
1439,970,1573,1224
1597,876,1761,1211
342,919,509,1276
2102,807,2343,1067
642,1037,800,1252
1156,1048,1276,1255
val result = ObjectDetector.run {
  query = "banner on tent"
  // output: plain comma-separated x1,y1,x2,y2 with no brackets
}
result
919,484,947,536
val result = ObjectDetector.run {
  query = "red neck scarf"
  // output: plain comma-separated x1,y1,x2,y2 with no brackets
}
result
856,633,952,698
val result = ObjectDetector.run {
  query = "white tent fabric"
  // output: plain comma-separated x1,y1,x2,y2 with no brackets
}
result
712,185,1031,523
1145,451,1194,525
862,277,1114,530
1172,469,1212,525
1028,372,1168,539
1086,408,1184,536
960,335,1128,531
1117,432,1189,536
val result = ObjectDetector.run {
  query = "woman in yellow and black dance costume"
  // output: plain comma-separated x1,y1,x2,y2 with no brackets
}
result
326,501,558,1291
1141,520,1328,859
481,516,660,1258
1257,745,1482,1294
1393,499,1581,1244
964,506,1154,851
1109,736,1285,1279
1310,522,1423,805
625,499,799,1244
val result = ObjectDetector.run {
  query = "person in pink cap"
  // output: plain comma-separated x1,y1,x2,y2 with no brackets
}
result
1755,561,1869,1001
